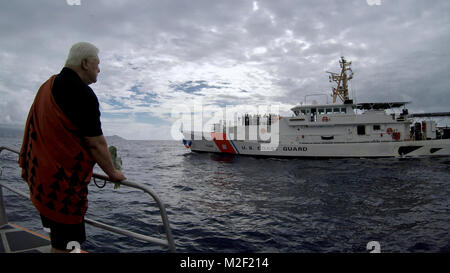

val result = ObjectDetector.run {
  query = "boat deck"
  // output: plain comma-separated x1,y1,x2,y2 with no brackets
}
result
0,222,51,253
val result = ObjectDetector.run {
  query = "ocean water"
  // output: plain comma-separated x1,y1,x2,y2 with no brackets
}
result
1,136,449,253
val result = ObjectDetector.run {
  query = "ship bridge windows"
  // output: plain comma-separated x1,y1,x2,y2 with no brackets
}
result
296,106,349,118
317,107,349,115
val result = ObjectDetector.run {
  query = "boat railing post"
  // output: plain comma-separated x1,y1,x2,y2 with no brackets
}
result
91,173,176,252
0,147,11,226
0,186,8,226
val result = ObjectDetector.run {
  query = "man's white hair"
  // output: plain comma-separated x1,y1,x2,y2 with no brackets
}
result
65,42,99,66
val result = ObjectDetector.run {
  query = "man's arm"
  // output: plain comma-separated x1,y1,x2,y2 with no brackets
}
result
83,135,126,182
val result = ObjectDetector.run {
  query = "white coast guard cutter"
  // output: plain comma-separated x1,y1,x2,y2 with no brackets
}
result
182,57,450,158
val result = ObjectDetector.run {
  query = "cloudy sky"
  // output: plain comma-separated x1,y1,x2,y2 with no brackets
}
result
1,0,449,140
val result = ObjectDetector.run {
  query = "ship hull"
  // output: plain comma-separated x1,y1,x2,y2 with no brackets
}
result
183,133,450,158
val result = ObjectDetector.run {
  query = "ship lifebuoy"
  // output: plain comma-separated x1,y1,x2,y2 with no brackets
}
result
322,116,329,122
386,128,393,134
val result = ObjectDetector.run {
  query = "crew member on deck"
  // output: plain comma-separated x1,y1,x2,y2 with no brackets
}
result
19,42,126,253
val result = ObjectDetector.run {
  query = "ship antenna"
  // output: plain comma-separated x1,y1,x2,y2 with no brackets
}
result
326,56,353,103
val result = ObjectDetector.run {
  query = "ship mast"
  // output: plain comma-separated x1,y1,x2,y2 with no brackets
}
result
326,56,353,103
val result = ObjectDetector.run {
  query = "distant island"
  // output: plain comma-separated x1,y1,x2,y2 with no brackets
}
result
105,135,128,141
0,125,128,142
0,125,24,138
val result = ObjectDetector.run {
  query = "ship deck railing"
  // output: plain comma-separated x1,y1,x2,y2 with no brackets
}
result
0,146,176,253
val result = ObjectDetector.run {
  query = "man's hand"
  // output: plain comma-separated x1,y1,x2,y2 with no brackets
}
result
109,169,126,182
83,135,127,182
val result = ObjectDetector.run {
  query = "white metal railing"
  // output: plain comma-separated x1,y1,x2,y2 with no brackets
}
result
0,146,176,252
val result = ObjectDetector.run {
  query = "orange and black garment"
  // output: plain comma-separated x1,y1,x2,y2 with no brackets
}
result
19,75,96,224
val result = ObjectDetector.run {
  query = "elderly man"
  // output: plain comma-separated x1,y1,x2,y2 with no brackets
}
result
19,42,126,253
